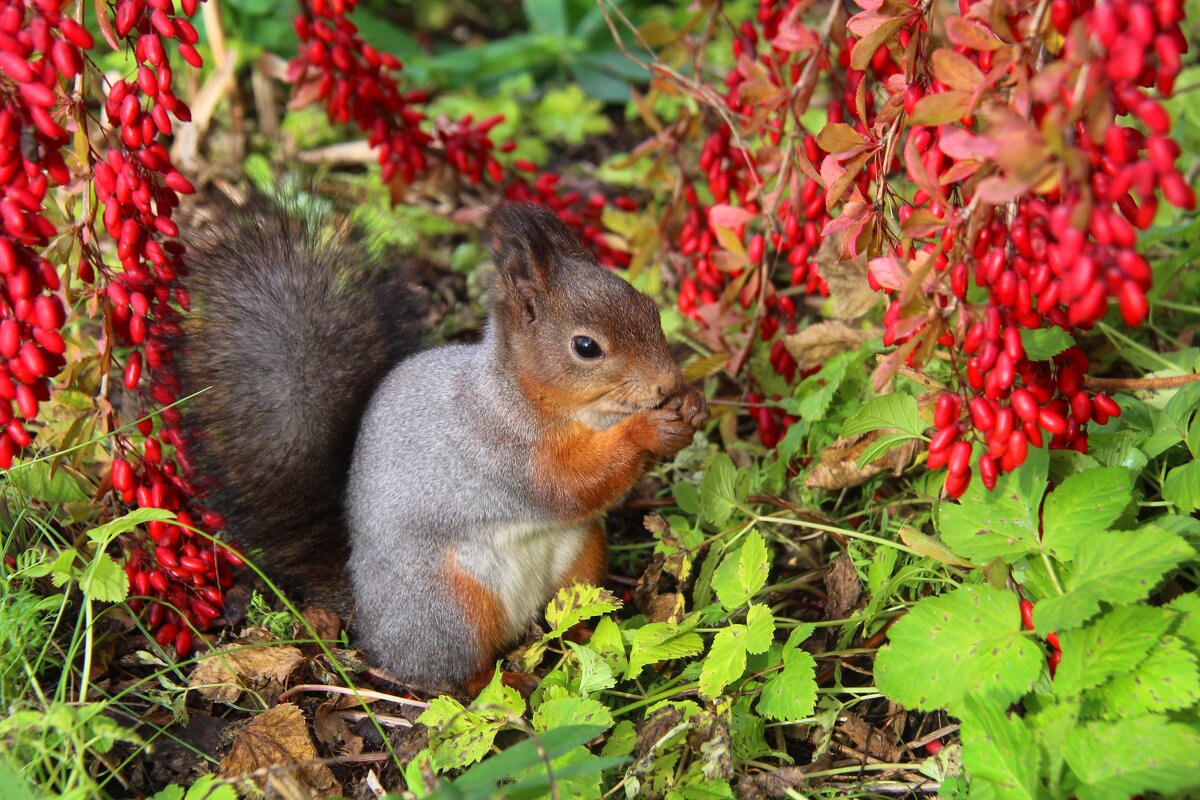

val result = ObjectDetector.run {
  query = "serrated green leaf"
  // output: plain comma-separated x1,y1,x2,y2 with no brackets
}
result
756,649,816,722
544,582,621,638
564,642,616,696
5,460,90,503
1064,715,1200,800
1052,605,1175,696
843,393,926,438
79,553,128,603
937,446,1049,564
1041,467,1132,561
86,507,177,546
601,720,637,758
958,693,1040,800
699,625,748,700
1162,380,1200,440
1027,699,1079,800
448,724,608,794
711,532,769,610
1085,635,1200,717
856,431,919,469
875,585,1043,715
419,669,524,771
1019,327,1075,360
1035,525,1195,633
588,616,627,675
626,622,704,678
533,692,614,734
1169,592,1200,651
744,604,774,655
1163,459,1200,512
700,454,749,527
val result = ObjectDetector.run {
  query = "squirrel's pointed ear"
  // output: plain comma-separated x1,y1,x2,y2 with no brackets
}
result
488,204,583,324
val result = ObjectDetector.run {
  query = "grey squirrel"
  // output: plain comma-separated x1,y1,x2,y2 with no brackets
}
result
176,198,708,689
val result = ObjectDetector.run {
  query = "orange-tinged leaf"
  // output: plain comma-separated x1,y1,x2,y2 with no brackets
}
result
850,16,906,70
932,49,983,92
908,91,972,125
824,150,873,210
817,122,871,155
944,16,1001,50
708,204,755,230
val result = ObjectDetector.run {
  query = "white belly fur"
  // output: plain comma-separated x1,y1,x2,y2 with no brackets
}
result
456,521,590,638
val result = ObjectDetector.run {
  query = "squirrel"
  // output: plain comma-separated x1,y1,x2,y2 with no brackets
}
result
175,197,709,689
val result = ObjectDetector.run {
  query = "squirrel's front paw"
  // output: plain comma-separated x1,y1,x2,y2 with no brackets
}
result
646,386,709,456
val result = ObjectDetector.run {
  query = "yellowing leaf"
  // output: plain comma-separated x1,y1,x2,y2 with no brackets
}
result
908,91,973,125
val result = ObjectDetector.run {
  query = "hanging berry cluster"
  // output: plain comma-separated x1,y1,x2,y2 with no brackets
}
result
644,0,1190,481
287,0,632,268
855,0,1191,498
0,0,244,658
0,0,87,467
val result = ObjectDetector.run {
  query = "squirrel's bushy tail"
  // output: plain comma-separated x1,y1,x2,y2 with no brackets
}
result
176,196,424,611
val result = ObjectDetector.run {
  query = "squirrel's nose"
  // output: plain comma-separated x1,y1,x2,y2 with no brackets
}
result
650,372,682,405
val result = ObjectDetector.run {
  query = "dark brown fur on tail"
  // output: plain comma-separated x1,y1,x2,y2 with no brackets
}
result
176,199,425,612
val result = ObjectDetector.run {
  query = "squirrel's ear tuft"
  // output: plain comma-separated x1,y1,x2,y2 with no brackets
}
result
488,204,587,323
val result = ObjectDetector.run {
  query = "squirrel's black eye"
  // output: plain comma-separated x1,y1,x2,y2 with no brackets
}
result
572,336,603,360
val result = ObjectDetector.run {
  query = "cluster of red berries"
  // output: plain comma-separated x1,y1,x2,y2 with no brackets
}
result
288,0,631,268
0,0,241,657
0,0,88,468
912,0,1188,497
94,0,247,657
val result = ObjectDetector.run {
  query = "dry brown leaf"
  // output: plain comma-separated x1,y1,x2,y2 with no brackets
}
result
313,701,364,756
824,551,863,620
784,321,874,371
635,515,691,624
814,244,878,321
301,606,342,644
805,432,920,491
219,703,341,797
839,711,902,762
189,632,305,704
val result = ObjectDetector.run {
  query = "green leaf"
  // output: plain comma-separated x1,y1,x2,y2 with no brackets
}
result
958,693,1040,800
86,507,177,546
699,625,748,700
856,431,920,469
756,649,817,722
1041,467,1132,561
1064,716,1200,800
1085,635,1200,717
875,585,1043,715
532,85,613,145
1169,592,1200,651
79,553,128,603
601,720,637,758
564,642,616,696
419,669,524,771
1162,379,1200,441
533,692,614,734
544,583,621,638
744,604,774,655
4,460,90,503
1035,525,1195,633
711,532,769,610
1163,460,1200,512
842,393,926,438
699,454,749,527
588,616,627,676
522,0,567,36
1019,327,1075,361
1052,605,1175,696
446,724,609,795
937,446,1049,564
626,622,704,678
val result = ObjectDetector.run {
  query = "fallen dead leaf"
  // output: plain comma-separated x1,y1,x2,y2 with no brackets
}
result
313,701,364,756
784,321,875,371
839,711,901,762
824,550,863,620
301,606,342,643
635,515,692,624
189,628,305,704
219,703,340,797
805,432,920,490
